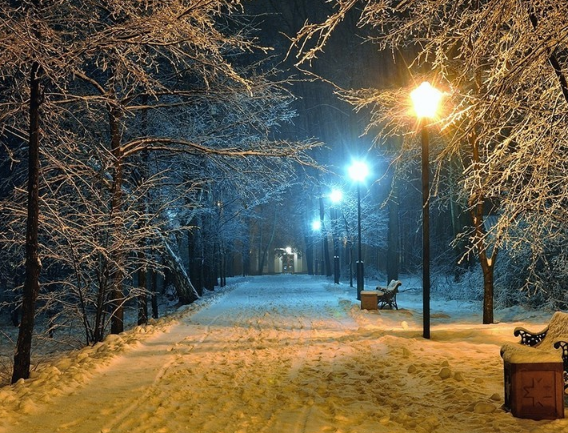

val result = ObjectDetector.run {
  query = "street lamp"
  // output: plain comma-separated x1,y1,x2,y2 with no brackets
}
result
330,188,343,204
311,219,322,231
330,189,343,284
410,81,443,340
348,161,369,300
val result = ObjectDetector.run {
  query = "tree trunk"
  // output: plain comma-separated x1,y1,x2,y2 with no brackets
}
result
92,268,108,343
469,130,498,324
449,156,472,281
137,253,148,325
150,263,159,319
188,226,204,296
257,223,264,275
258,207,277,275
109,105,125,335
305,232,314,275
386,179,400,284
163,239,200,305
137,102,149,326
319,196,332,277
213,241,220,287
331,207,341,282
481,257,495,324
203,234,216,290
242,230,250,276
12,61,42,383
219,242,226,287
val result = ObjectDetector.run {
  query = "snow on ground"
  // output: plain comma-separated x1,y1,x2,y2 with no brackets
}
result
0,274,566,433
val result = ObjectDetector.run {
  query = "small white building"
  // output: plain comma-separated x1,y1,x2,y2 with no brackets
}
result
273,247,305,274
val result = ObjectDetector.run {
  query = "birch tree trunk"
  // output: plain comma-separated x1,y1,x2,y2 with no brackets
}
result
163,240,200,305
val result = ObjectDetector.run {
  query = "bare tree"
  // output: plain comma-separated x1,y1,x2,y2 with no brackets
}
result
1,0,321,382
0,0,88,383
291,0,568,322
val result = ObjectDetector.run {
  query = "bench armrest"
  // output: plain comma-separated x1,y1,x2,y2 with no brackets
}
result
514,325,549,347
554,340,568,366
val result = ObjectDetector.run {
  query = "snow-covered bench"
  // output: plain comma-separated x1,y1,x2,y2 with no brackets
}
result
376,280,402,310
501,311,568,388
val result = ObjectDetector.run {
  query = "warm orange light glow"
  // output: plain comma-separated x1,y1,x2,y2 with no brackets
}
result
410,81,442,119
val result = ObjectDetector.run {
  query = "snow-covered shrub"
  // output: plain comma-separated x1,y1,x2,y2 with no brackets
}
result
432,267,483,302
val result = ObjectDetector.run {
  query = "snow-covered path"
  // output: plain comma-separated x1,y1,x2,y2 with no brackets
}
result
1,274,567,432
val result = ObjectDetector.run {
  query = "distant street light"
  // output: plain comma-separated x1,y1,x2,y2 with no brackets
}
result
330,189,343,284
330,188,343,204
348,161,369,300
311,219,322,231
410,81,442,340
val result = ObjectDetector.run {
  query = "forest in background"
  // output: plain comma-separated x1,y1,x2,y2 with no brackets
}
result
1,0,567,382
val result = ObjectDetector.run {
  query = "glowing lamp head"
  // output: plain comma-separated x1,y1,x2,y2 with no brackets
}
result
348,161,369,183
330,189,343,203
410,81,442,119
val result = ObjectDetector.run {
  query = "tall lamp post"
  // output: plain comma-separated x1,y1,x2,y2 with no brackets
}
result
348,161,369,300
410,81,443,340
330,189,343,284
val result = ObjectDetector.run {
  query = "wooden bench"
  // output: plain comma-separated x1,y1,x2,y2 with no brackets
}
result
501,311,568,389
376,280,402,310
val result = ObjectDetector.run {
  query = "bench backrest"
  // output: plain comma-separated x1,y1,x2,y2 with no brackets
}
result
540,311,568,348
387,280,402,291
